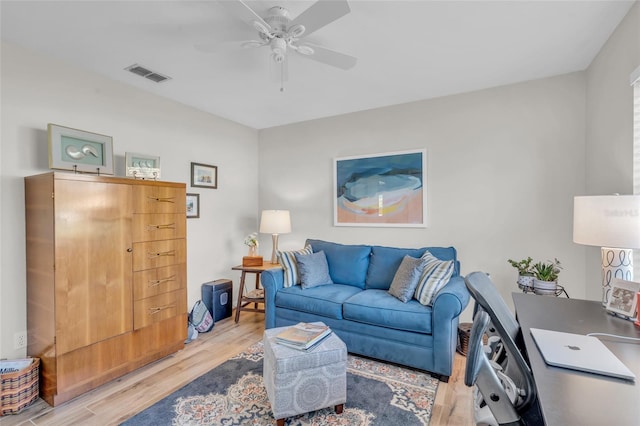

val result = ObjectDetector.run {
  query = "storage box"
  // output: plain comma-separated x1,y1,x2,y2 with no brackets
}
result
201,279,233,322
242,256,263,267
0,358,40,416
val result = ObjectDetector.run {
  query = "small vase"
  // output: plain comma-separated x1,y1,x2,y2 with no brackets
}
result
247,245,258,257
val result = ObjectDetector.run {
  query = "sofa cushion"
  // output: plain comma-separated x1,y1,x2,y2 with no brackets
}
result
277,246,313,287
366,245,459,289
343,289,432,334
388,255,426,302
275,284,362,320
414,251,455,306
295,250,333,289
306,239,371,288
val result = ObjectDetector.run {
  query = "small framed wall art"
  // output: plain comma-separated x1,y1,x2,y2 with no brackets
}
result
606,278,640,318
48,123,114,175
125,152,161,179
186,193,200,219
191,162,218,189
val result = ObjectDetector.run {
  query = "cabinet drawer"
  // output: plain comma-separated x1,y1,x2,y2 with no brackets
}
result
133,239,186,271
133,264,186,301
133,186,186,214
132,213,186,242
134,290,187,330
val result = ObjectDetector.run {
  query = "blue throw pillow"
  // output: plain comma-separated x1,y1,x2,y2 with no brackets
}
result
294,250,334,289
306,239,371,288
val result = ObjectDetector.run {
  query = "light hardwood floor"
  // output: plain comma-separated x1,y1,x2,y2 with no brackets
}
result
1,312,473,426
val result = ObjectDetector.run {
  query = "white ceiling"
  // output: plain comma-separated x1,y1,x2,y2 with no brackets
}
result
1,0,635,129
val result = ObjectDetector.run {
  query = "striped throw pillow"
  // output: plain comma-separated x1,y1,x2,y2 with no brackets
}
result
277,246,313,287
414,250,455,306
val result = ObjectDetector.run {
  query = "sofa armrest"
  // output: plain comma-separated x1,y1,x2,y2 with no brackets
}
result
261,268,284,329
431,275,471,375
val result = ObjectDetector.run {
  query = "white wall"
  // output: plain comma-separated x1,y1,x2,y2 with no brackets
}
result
259,72,587,321
0,42,259,359
584,2,640,300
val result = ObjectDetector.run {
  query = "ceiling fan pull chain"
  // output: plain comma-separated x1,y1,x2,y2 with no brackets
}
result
280,60,285,92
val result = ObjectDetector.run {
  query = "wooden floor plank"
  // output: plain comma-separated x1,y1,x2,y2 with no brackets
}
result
2,311,473,425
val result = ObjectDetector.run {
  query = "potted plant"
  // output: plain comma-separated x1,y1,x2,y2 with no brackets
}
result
508,257,534,290
532,259,562,295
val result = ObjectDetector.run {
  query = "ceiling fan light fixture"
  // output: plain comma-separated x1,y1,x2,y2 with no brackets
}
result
271,52,285,64
253,20,272,37
288,24,305,38
296,45,314,55
242,40,265,48
270,37,287,55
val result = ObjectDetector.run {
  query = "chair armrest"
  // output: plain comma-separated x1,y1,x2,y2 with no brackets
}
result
261,268,284,329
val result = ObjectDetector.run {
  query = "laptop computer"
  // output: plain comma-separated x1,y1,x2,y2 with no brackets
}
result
530,328,636,381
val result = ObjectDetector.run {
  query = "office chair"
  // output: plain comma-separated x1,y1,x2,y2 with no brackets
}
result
463,271,538,417
465,310,523,426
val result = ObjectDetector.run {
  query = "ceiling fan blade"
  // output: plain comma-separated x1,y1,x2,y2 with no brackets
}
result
289,0,351,37
217,0,271,32
297,43,357,70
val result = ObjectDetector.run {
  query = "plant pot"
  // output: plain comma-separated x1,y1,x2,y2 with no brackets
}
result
533,279,557,295
517,275,535,290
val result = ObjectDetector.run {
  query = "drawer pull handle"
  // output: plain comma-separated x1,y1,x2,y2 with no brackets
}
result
148,304,175,315
146,223,176,231
148,196,175,204
148,275,176,287
147,250,176,258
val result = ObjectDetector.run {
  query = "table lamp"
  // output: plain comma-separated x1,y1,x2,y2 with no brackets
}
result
573,195,640,305
260,210,291,264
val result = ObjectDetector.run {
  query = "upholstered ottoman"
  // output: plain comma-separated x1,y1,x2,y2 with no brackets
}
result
263,324,347,425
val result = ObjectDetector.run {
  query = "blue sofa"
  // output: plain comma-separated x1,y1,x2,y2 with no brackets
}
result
261,239,470,381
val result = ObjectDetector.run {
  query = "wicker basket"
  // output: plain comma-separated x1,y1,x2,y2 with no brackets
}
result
457,323,491,356
457,323,472,356
0,358,40,416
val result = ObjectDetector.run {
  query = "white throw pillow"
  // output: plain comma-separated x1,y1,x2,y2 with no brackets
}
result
414,251,455,306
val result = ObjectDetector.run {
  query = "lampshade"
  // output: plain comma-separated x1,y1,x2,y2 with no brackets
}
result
573,195,640,249
259,210,291,234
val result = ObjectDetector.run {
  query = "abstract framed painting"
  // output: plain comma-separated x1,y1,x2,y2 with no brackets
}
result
334,149,427,227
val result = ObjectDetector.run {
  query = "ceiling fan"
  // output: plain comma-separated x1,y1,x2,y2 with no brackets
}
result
200,0,357,89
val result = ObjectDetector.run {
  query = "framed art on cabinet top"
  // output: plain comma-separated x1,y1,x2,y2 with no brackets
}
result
48,123,114,175
125,152,161,179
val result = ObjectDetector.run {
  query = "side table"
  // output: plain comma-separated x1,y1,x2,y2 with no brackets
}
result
232,263,281,323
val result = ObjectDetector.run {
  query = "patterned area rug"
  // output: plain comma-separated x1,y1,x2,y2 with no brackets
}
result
122,342,439,425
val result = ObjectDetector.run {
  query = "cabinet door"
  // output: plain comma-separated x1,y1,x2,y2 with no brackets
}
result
54,180,133,355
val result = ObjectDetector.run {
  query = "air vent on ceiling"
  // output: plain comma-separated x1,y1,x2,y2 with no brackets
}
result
124,64,171,83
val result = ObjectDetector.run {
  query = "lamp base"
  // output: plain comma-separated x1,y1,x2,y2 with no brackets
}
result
270,234,280,264
601,247,633,306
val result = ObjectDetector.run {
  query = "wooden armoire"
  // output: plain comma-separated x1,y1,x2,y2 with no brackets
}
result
24,172,187,406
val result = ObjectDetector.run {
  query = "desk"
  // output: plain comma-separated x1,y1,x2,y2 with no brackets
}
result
232,263,281,323
513,293,640,425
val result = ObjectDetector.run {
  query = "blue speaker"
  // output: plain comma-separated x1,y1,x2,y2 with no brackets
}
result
201,279,233,322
